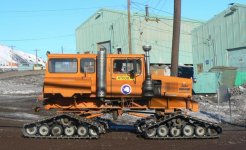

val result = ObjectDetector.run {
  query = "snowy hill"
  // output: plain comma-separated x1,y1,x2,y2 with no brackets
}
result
0,44,45,71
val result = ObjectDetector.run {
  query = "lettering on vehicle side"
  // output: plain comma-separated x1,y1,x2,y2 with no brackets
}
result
178,87,190,92
116,76,134,80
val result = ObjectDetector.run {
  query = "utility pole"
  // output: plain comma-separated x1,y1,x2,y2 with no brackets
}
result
127,0,132,54
34,49,40,64
10,45,15,69
170,0,181,77
61,46,64,54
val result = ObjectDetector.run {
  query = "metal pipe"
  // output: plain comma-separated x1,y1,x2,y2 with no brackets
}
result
142,45,154,97
145,5,149,17
143,45,151,80
96,48,106,100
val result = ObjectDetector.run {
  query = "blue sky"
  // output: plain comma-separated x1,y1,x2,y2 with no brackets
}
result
1,0,246,59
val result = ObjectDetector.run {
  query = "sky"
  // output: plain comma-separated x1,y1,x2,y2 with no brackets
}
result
0,0,246,59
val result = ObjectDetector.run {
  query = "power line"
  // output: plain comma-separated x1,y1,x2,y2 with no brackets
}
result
0,34,74,42
153,0,162,11
131,1,199,22
132,1,170,13
131,3,145,12
146,0,151,4
156,0,168,14
0,5,125,13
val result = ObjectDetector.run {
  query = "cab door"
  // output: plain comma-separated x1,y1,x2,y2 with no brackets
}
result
110,57,144,97
79,57,97,96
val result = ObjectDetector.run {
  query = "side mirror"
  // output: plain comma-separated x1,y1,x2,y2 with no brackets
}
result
130,69,136,78
129,60,138,78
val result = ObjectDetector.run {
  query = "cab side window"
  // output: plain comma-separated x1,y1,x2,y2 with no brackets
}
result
49,58,77,73
80,58,95,73
113,59,141,74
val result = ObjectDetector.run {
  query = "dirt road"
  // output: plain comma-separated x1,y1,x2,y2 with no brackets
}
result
0,120,245,150
0,95,245,150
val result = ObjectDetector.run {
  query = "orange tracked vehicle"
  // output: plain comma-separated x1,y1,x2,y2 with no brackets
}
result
23,45,222,139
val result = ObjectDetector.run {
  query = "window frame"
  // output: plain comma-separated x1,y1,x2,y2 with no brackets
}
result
80,58,96,73
48,58,78,73
113,58,142,74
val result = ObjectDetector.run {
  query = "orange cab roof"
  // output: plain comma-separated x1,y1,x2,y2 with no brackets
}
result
47,53,145,58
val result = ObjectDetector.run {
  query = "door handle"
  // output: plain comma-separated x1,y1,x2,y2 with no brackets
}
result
112,77,116,80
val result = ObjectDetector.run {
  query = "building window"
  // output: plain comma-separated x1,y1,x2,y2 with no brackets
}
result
80,58,95,73
197,63,203,74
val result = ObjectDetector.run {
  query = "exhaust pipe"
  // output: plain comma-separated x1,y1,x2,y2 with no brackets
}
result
96,48,106,100
142,45,154,97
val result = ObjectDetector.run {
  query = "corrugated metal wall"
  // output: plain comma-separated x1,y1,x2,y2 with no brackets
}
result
192,4,246,77
76,9,129,54
76,9,202,64
132,15,201,64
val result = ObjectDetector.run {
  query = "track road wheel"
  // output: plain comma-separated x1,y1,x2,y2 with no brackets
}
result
61,118,72,126
182,125,194,137
207,127,218,136
38,124,50,136
157,125,168,137
145,127,157,137
170,127,181,137
89,127,98,136
77,125,88,137
64,125,76,136
195,126,206,136
25,125,37,135
51,125,63,136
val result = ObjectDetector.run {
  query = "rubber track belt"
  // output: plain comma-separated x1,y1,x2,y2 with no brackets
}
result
22,113,101,139
142,114,222,139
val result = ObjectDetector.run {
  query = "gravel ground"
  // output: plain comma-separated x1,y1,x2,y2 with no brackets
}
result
192,94,246,126
0,70,44,96
0,71,245,150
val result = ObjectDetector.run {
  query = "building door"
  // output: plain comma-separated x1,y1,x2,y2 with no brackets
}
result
97,41,111,54
228,47,246,71
228,47,246,85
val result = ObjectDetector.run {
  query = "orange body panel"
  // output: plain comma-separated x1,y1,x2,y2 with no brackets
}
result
42,53,198,113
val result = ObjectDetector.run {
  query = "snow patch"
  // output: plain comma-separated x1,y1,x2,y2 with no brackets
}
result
0,44,45,70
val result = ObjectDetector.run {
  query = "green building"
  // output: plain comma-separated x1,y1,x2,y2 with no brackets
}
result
192,3,246,93
76,8,202,65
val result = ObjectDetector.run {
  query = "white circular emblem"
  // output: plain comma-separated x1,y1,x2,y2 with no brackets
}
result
121,84,132,95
